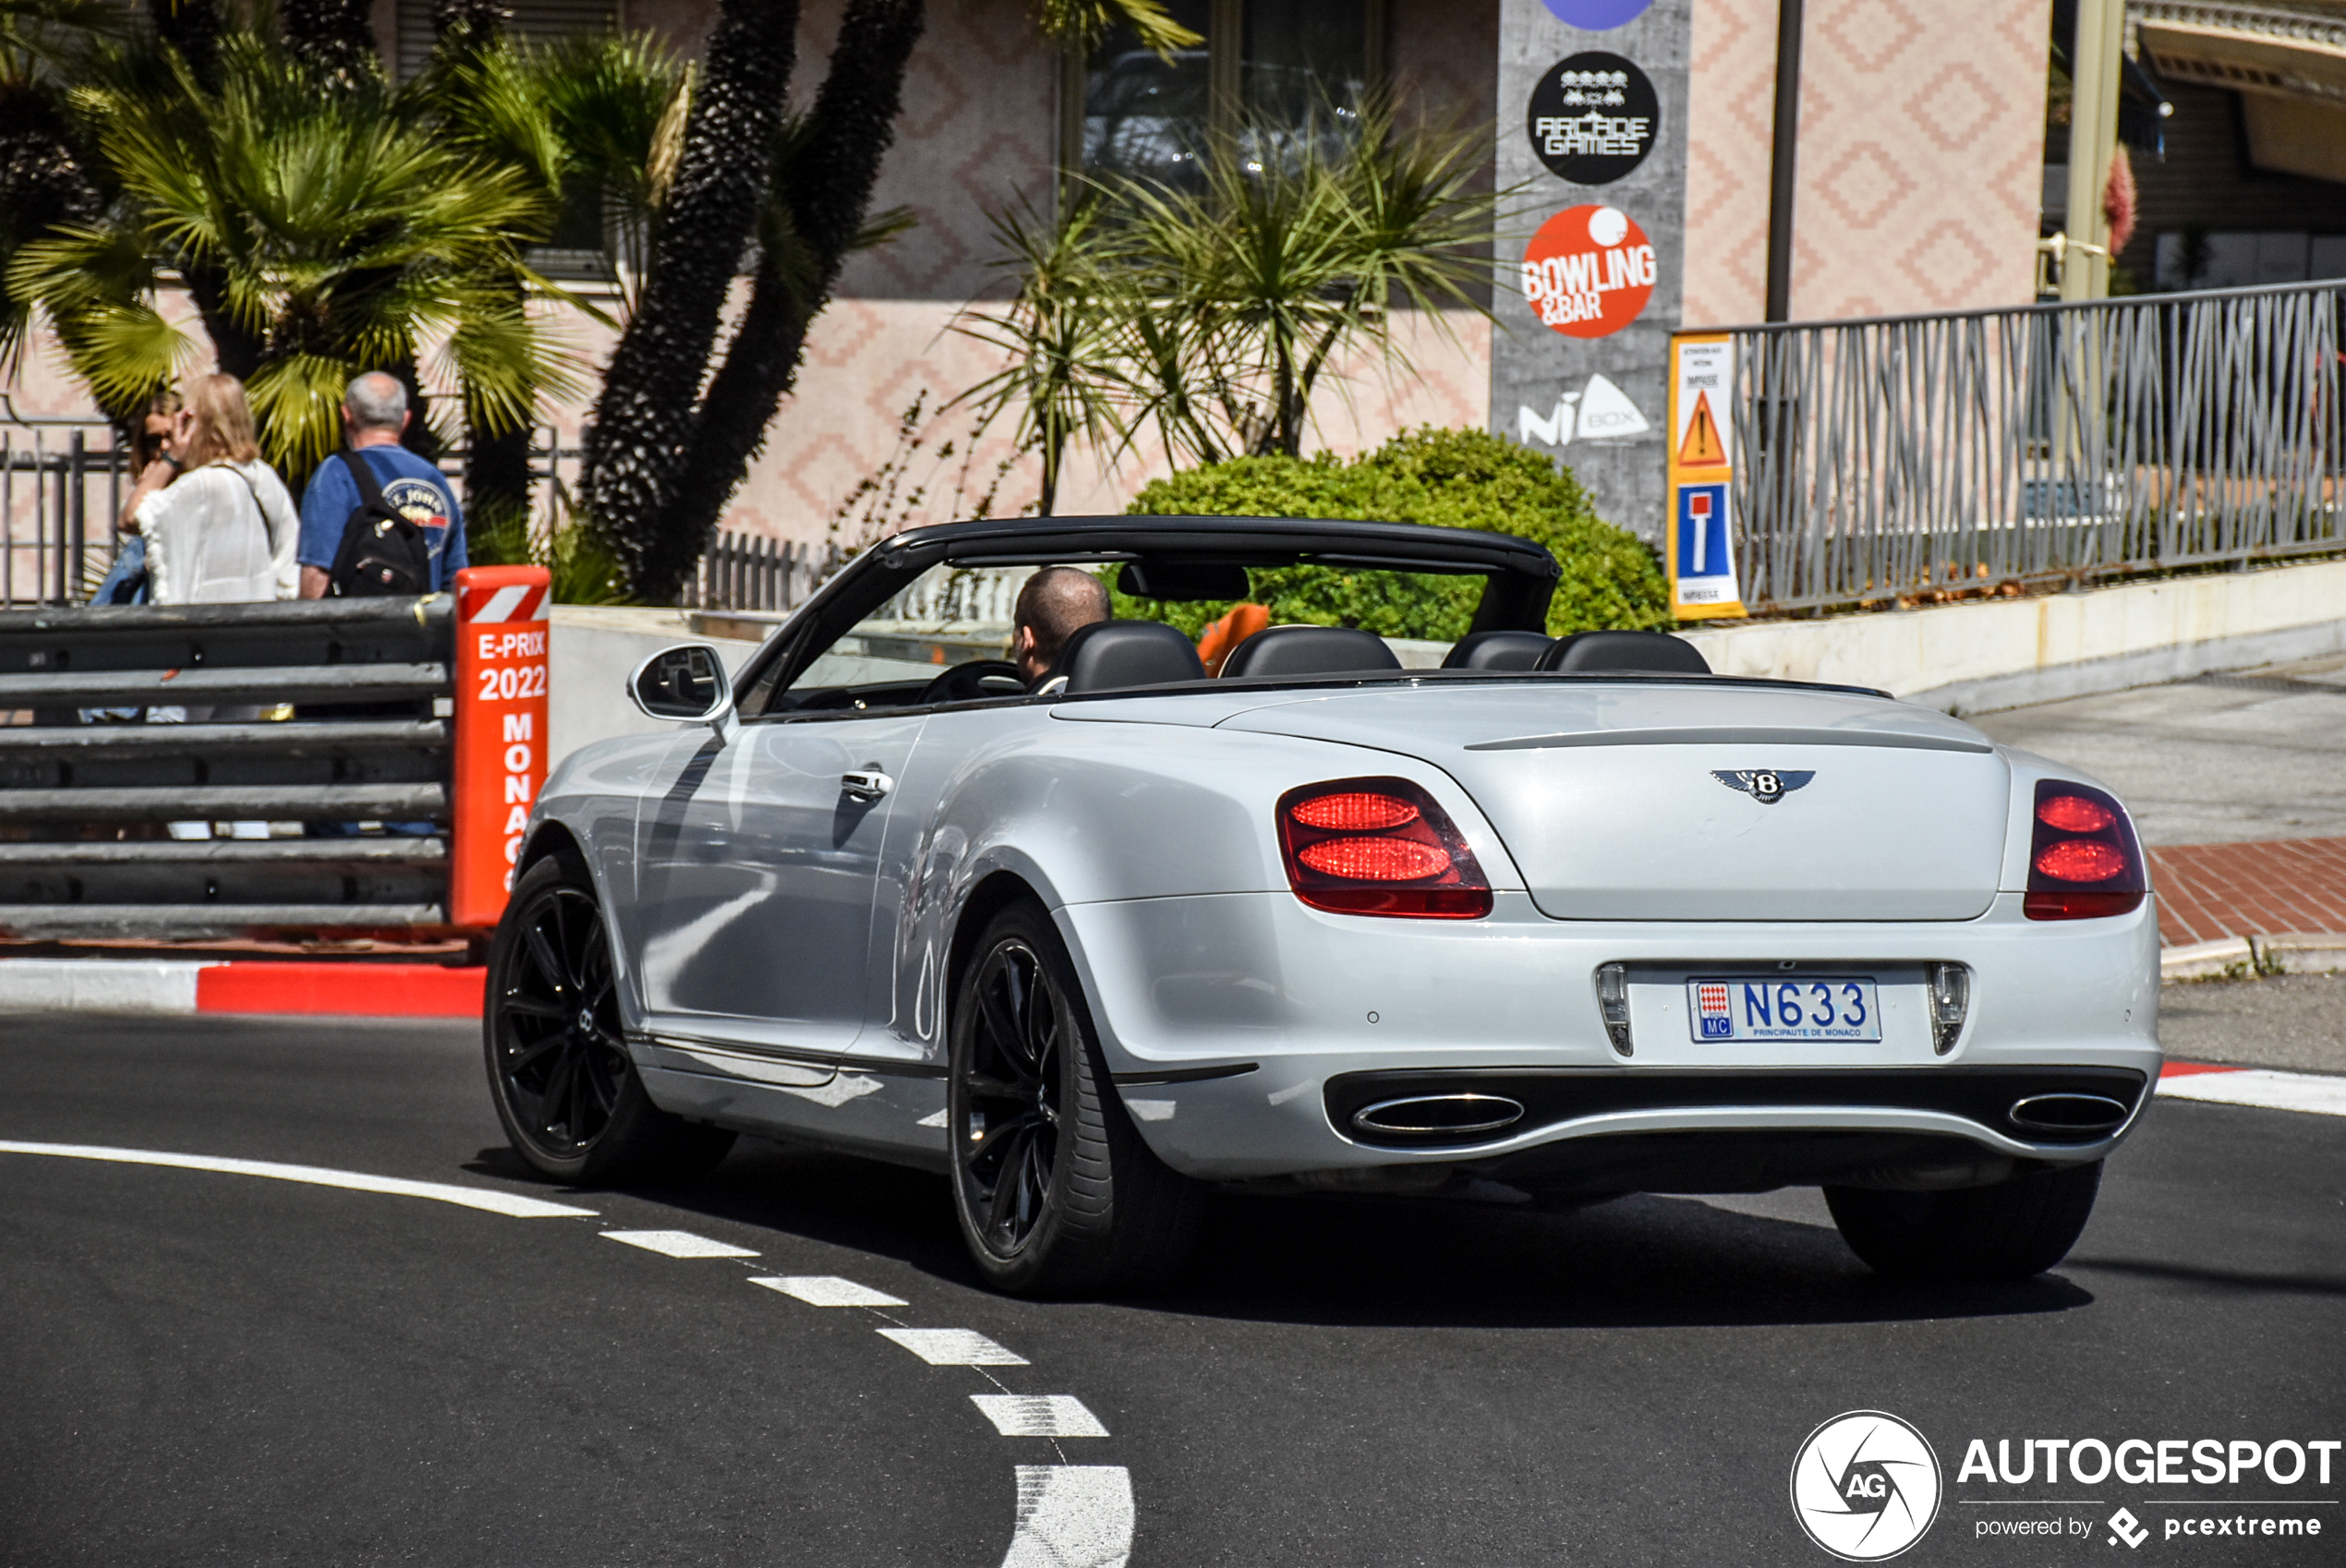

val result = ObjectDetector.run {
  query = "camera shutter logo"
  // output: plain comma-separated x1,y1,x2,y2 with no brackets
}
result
1790,1411,1942,1561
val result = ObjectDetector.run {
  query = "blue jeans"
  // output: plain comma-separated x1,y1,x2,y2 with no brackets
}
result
91,536,148,606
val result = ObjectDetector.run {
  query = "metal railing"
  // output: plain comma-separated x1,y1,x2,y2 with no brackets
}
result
686,533,842,613
0,597,456,940
0,428,118,607
1717,279,2346,614
0,416,834,615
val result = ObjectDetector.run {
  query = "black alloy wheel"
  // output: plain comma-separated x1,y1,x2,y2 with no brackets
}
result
947,900,1202,1296
485,853,733,1184
958,936,1067,1254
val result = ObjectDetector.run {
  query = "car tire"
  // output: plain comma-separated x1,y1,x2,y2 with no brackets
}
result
948,900,1203,1297
1823,1161,2102,1281
485,851,735,1186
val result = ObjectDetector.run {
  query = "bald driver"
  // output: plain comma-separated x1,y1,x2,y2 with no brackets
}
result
1010,567,1111,688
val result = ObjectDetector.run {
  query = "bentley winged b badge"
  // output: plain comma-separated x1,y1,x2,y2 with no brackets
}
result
1712,768,1815,803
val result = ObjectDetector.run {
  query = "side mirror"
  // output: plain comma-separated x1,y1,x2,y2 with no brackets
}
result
627,644,734,726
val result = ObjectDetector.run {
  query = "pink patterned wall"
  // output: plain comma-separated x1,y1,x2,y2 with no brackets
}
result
687,0,1489,544
6,0,2051,566
1684,0,2050,327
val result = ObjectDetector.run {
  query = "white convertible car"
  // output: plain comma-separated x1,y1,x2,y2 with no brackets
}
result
485,515,2161,1295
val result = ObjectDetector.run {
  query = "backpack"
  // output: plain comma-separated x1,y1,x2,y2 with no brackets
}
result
327,450,433,597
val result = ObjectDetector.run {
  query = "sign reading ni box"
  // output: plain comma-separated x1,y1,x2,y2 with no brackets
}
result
452,566,551,928
1666,332,1744,618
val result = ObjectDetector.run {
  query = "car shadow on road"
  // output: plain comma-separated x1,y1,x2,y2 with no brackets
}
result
473,1135,2095,1332
1145,1188,2094,1330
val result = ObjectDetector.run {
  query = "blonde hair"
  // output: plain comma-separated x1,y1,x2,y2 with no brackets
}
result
181,372,260,467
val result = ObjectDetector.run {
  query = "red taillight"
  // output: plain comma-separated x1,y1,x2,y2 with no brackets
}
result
2024,778,2146,921
1277,778,1493,919
2037,793,2114,834
1290,791,1421,832
1299,837,1451,881
2034,839,2127,882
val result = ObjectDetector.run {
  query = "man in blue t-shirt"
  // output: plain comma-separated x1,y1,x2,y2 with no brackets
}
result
296,371,468,597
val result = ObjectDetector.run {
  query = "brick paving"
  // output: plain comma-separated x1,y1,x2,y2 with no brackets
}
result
2148,837,2346,947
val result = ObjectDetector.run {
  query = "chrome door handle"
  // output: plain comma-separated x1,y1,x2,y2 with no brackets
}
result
840,769,893,801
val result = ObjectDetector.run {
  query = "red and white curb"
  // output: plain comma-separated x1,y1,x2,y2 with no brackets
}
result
0,960,482,1018
0,1141,1136,1568
2158,1060,2346,1117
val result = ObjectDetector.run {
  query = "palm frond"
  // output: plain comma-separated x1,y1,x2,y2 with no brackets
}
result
1027,0,1199,58
243,350,355,470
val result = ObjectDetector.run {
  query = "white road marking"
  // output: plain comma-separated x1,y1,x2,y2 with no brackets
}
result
878,1328,1030,1366
1001,1465,1134,1568
916,1108,949,1128
2,1144,1143,1554
751,1274,908,1308
0,1140,596,1218
600,1229,757,1258
2158,1067,2346,1117
972,1395,1109,1438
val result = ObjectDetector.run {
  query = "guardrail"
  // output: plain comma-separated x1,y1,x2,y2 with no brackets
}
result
1704,278,2346,615
0,568,549,941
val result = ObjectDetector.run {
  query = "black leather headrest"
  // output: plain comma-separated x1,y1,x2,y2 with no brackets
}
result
1443,630,1555,670
1219,624,1402,679
1535,630,1711,675
1053,619,1205,694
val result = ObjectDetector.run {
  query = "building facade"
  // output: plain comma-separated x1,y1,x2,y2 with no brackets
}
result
25,1,2315,550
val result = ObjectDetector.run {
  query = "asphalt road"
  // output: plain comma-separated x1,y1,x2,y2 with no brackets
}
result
2164,972,2346,1075
2,1012,2340,1568
1971,655,2346,845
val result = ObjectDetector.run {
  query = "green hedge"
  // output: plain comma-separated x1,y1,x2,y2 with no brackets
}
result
1112,427,1672,641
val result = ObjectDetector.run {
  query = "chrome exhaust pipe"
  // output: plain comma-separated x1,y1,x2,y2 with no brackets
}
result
2008,1092,2131,1137
1350,1093,1526,1140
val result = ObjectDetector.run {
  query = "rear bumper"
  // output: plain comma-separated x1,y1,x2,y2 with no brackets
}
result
1056,889,2162,1184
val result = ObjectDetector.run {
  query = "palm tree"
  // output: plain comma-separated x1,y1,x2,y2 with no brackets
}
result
0,1,118,398
950,99,1507,484
9,21,575,486
577,0,803,603
417,16,689,555
1113,98,1503,462
279,0,376,91
580,0,1202,603
948,189,1129,513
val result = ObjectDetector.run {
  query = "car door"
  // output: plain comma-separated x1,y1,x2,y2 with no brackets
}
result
629,712,925,1055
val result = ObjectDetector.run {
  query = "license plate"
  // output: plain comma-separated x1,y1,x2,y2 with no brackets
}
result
1687,977,1882,1043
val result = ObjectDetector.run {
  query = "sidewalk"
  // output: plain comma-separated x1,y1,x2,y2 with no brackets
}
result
2150,837,2346,946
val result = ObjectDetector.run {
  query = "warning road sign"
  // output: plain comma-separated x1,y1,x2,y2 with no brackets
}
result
1675,391,1725,467
1666,333,1744,619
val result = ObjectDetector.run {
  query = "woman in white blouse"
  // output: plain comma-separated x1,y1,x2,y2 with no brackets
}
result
117,373,299,838
123,372,298,605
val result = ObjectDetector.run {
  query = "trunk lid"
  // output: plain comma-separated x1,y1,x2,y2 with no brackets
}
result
1218,682,2010,921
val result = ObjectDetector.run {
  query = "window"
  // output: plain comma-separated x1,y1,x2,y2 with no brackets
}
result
1070,0,1384,190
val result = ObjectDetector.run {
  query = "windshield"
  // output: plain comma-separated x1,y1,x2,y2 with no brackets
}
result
750,563,1046,715
739,543,1522,718
1112,562,1483,642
